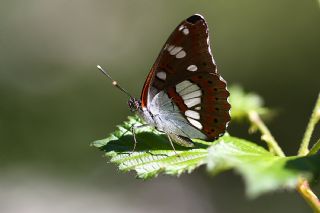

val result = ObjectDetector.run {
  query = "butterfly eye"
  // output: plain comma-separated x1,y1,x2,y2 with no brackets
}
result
128,100,134,111
128,98,140,112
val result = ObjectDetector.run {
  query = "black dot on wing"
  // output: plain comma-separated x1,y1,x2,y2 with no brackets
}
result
214,88,218,91
202,62,207,66
211,129,215,132
198,76,203,79
186,14,203,24
214,118,218,123
215,107,219,111
208,80,213,84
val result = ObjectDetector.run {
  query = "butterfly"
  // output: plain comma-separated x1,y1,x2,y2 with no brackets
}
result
98,14,231,151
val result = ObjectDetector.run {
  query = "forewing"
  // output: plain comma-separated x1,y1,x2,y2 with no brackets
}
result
141,14,230,141
141,14,216,107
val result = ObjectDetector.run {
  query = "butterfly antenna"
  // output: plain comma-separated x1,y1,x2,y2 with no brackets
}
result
97,65,132,98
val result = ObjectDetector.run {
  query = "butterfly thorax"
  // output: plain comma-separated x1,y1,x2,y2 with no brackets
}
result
128,97,156,126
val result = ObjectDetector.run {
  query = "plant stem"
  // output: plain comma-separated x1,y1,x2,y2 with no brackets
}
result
309,138,320,155
298,93,320,156
295,93,320,212
248,111,285,157
297,179,320,213
248,96,320,212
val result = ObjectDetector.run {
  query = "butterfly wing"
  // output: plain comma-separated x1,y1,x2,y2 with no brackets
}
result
141,14,230,141
141,14,216,106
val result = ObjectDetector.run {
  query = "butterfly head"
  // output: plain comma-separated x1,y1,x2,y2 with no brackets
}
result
128,97,141,112
96,65,141,113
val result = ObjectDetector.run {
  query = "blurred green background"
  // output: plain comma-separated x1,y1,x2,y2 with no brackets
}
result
0,0,319,212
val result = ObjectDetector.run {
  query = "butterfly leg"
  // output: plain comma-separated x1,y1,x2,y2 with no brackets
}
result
120,128,130,137
130,124,149,153
120,126,138,138
166,134,179,156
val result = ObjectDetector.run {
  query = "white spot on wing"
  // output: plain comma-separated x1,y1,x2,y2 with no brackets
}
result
184,97,201,108
179,84,200,96
179,25,184,31
185,110,200,119
156,71,166,80
187,117,203,129
176,50,186,58
170,46,183,55
187,65,198,72
175,80,192,93
195,106,201,110
182,28,189,35
167,45,174,51
182,90,202,100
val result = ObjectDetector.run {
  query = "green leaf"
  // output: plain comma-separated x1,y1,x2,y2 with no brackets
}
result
92,116,320,197
92,116,210,179
229,85,270,121
206,137,320,197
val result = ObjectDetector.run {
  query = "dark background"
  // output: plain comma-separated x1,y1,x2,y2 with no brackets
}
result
0,0,319,212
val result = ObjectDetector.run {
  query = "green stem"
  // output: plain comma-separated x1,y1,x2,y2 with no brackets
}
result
309,138,320,155
298,93,320,156
248,111,285,157
247,95,320,212
296,93,320,212
297,179,320,213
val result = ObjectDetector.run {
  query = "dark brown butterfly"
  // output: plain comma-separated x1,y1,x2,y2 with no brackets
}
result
98,14,231,150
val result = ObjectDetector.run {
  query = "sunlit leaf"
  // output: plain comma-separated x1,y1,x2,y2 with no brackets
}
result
206,137,320,197
92,116,210,179
92,116,320,197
